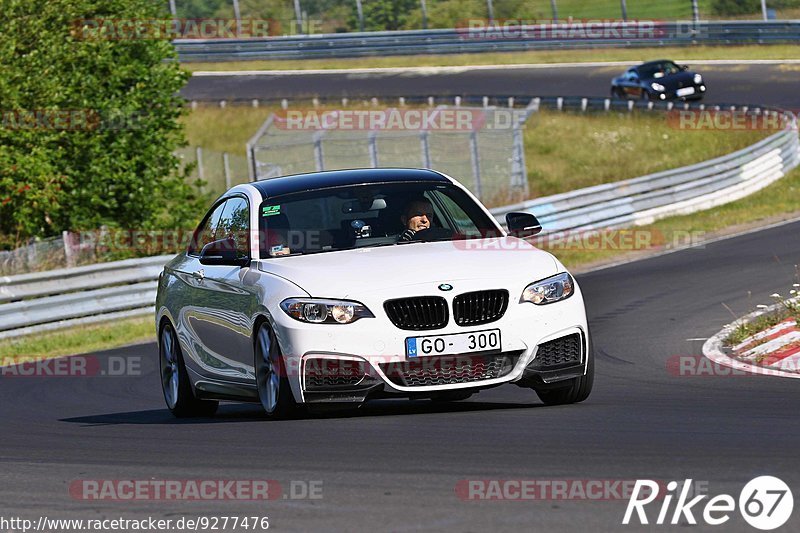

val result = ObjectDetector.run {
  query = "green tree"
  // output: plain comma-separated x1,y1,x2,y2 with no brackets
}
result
348,0,419,31
0,0,202,249
710,0,760,15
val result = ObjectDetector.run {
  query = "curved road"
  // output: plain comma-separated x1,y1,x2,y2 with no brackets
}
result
2,218,800,531
183,63,800,108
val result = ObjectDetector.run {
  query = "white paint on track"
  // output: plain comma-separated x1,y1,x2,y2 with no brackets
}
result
191,59,800,77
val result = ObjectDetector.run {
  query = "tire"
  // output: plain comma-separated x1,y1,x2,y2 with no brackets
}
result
535,337,594,406
639,89,651,102
159,323,218,417
255,322,300,419
611,88,624,100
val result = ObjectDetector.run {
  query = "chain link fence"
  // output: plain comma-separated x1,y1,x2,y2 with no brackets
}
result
176,147,250,197
247,106,532,207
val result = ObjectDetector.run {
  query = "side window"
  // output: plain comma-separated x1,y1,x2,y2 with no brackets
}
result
188,200,227,256
215,197,250,258
432,191,477,235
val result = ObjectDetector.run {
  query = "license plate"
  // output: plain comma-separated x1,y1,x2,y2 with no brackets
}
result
406,329,501,358
676,87,695,97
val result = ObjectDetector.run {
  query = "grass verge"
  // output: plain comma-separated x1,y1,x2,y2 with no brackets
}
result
554,165,800,269
183,44,800,72
523,110,765,197
0,316,155,364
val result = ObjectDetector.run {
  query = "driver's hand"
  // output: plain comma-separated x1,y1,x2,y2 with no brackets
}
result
398,229,416,242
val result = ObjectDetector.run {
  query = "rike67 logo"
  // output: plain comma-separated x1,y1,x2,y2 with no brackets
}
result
623,477,793,530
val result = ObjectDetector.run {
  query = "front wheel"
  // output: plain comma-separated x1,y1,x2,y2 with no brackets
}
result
159,323,218,417
255,323,300,419
536,338,594,406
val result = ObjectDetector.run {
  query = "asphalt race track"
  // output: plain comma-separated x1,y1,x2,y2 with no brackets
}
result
182,63,800,109
2,218,800,532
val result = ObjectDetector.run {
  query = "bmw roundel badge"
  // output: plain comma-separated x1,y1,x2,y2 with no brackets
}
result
438,283,453,291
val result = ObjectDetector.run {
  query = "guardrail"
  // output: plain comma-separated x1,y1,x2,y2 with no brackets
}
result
1,99,797,340
491,122,800,232
0,255,171,340
175,21,800,62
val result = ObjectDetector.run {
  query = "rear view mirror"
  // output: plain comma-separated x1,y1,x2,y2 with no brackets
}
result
506,212,542,238
342,198,387,213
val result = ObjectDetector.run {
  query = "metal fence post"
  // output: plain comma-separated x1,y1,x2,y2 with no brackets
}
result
368,131,379,167
232,0,241,36
293,0,303,34
510,114,529,197
313,131,325,171
355,0,364,32
469,131,483,200
223,152,232,189
420,131,431,168
63,231,75,269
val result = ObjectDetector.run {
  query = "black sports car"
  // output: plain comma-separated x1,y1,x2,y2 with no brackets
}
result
611,60,706,101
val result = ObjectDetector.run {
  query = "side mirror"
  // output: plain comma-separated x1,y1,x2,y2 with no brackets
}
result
199,237,250,267
505,212,542,238
681,64,689,71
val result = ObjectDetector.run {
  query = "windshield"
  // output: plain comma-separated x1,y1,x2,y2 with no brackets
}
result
257,181,499,258
638,61,680,79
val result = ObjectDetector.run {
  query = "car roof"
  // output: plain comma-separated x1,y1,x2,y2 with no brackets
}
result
251,168,450,198
638,59,676,68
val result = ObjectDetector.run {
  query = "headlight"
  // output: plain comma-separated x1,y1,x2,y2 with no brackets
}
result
521,273,574,305
281,298,374,324
651,82,665,92
693,74,702,84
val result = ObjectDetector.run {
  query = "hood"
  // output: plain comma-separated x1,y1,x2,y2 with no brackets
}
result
646,71,696,90
258,236,559,298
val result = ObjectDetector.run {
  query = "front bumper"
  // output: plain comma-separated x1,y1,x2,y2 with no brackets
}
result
652,84,706,101
271,281,590,404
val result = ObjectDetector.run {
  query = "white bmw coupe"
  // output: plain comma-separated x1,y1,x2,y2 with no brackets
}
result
156,168,593,418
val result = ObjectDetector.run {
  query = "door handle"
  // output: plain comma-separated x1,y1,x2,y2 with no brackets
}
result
192,269,205,281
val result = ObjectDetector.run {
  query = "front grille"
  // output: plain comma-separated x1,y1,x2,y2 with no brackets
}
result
379,352,520,387
532,334,582,369
304,359,368,390
384,296,448,331
453,289,509,326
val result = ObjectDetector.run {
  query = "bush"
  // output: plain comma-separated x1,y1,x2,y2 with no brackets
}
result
710,0,761,15
0,0,204,250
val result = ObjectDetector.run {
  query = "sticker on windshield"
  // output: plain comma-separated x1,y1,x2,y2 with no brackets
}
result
262,205,281,217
